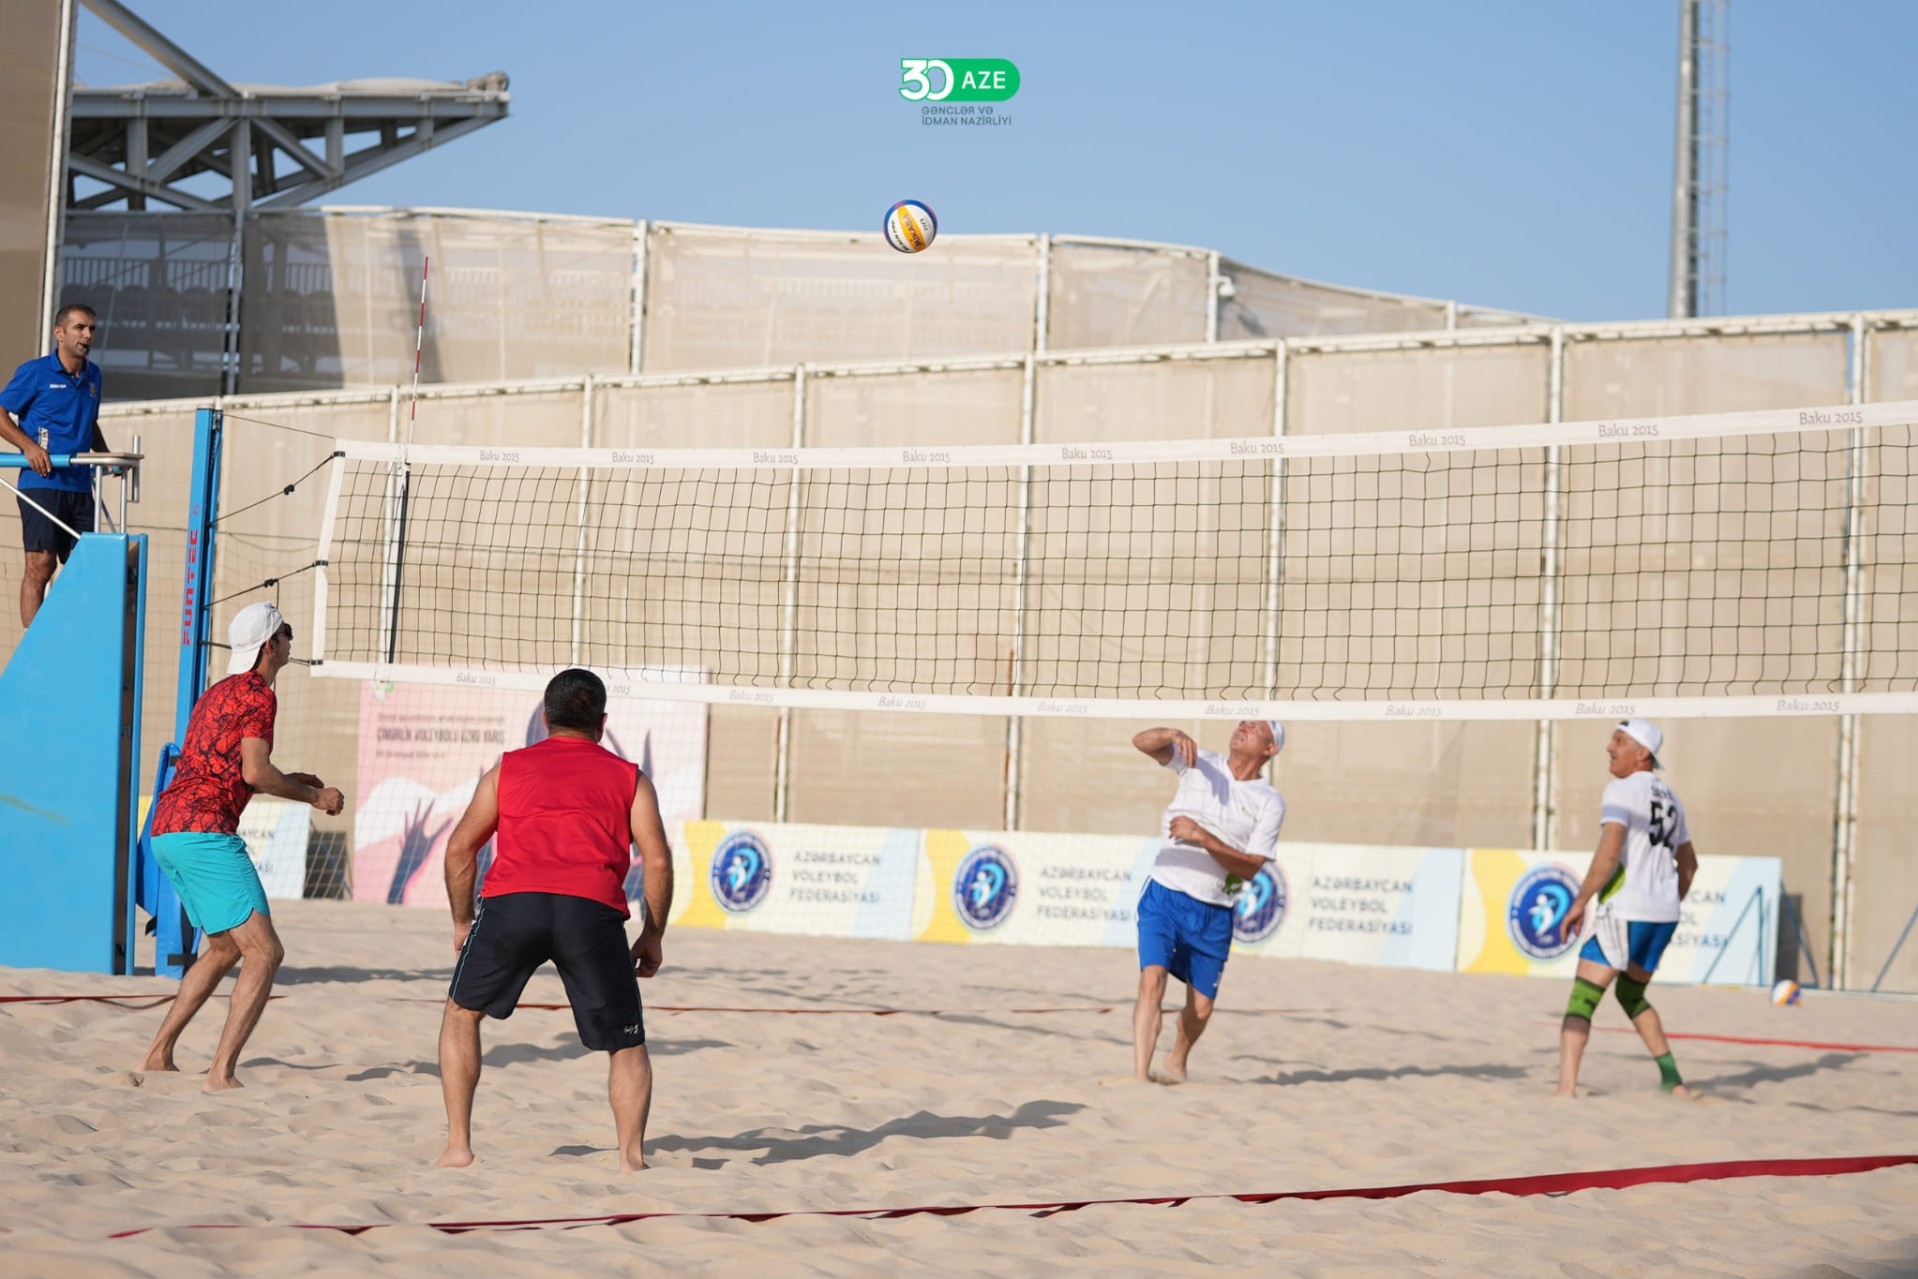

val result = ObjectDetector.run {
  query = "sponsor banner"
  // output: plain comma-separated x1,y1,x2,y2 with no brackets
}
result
1233,845,1464,972
916,830,1158,947
1457,849,1780,985
353,678,705,908
669,821,921,940
238,799,311,900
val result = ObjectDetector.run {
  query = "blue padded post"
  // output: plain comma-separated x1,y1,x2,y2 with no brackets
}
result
0,533,147,973
136,407,222,977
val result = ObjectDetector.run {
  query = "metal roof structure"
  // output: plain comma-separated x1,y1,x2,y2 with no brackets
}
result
67,0,508,213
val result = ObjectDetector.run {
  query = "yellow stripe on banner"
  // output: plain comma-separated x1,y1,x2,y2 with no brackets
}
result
1459,848,1530,975
674,820,730,930
916,829,975,943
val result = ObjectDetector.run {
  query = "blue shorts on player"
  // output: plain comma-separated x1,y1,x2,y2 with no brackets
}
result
1580,916,1679,974
149,831,270,935
1136,879,1234,1000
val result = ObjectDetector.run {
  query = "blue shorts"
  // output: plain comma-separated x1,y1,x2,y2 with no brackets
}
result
150,831,270,935
1580,918,1679,974
1137,879,1234,1000
18,490,94,562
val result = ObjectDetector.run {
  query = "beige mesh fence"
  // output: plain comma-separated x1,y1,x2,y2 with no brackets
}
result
1045,242,1210,349
63,210,1556,401
641,225,1040,371
1220,260,1451,340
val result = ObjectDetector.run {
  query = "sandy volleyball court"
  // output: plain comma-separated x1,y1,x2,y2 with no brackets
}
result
1,900,1913,1276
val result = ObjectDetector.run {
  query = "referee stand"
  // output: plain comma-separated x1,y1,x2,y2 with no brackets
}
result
0,452,147,973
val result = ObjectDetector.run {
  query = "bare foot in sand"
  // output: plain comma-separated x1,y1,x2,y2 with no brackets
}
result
434,1145,475,1169
138,1052,178,1073
1666,1083,1694,1100
618,1148,647,1173
201,1073,244,1094
1098,1075,1154,1087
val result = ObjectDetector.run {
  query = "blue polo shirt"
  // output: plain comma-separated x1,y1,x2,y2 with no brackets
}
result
2,351,103,492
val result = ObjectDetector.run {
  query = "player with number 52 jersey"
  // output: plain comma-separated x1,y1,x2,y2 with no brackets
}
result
1554,718,1700,1099
1591,766,1691,928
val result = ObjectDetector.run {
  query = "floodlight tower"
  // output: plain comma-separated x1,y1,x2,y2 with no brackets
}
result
1667,0,1730,318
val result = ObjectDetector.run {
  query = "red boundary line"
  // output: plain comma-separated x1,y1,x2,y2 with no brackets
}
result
104,1154,1918,1238
0,994,278,1006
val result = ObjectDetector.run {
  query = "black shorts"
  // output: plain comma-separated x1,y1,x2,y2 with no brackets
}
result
18,489,94,562
449,892,645,1051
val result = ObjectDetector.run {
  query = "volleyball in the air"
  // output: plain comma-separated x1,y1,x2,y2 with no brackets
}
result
1771,979,1802,1006
884,200,938,253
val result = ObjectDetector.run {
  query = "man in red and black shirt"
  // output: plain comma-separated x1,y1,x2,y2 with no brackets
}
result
435,668,675,1172
139,601,345,1092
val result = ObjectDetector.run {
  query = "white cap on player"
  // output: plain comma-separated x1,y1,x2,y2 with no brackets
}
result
227,601,285,676
1618,717,1663,769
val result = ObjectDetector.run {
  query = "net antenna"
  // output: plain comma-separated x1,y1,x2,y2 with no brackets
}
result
309,398,1918,724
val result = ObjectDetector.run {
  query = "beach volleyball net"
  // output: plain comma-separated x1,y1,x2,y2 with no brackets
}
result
310,400,1918,721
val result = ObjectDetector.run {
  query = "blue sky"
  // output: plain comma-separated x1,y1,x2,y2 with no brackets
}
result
76,0,1917,322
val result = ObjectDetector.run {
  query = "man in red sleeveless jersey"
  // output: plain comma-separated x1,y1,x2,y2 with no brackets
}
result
434,669,675,1172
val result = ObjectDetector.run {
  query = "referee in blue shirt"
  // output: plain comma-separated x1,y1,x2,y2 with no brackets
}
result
1,304,108,626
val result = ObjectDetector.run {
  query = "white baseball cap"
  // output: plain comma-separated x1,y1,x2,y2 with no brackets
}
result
1618,718,1663,769
227,601,286,675
1267,720,1286,754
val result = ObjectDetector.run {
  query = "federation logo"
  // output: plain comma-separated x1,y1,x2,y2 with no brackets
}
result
1507,864,1582,959
1231,864,1288,944
952,844,1019,931
710,830,774,914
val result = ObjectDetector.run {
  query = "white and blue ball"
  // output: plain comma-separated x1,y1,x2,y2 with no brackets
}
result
884,200,938,254
1771,979,1802,1006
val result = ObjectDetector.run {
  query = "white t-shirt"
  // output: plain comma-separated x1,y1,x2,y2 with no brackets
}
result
1149,748,1284,908
1594,770,1691,923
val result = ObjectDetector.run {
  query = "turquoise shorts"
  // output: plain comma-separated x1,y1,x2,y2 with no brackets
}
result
150,831,270,935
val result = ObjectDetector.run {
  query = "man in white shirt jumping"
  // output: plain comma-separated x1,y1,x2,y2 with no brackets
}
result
1555,718,1699,1098
1127,720,1285,1083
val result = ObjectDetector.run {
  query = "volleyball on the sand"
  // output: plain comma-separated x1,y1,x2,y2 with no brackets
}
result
884,199,937,252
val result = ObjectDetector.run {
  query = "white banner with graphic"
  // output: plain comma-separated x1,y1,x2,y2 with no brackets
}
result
638,823,1782,986
649,824,1465,973
1231,844,1465,971
1457,848,1782,985
669,821,921,940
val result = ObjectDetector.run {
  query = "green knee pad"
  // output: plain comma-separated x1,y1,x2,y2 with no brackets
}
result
1615,976,1652,1019
1566,977,1604,1022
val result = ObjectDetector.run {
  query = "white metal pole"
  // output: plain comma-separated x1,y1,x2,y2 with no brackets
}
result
1206,250,1221,344
773,366,806,823
630,219,649,375
1004,350,1039,830
1262,342,1289,709
1532,328,1567,851
1831,315,1870,988
570,375,594,667
1034,234,1052,354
